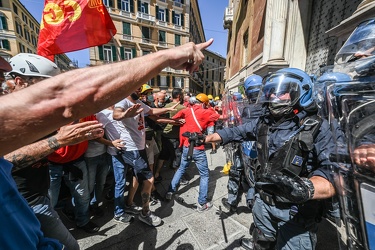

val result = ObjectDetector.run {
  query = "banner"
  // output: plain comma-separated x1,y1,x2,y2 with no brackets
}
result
37,0,117,58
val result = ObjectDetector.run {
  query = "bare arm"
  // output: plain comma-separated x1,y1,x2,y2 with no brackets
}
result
205,133,223,144
113,104,143,120
5,121,104,171
148,102,179,116
0,39,213,156
310,176,336,199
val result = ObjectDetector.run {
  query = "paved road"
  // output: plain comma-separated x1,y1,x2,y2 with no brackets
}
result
58,146,346,249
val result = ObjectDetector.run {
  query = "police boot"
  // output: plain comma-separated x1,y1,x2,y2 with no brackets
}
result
240,237,254,250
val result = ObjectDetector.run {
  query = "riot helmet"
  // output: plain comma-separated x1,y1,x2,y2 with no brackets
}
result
244,74,262,102
9,53,60,78
232,92,243,101
258,68,315,117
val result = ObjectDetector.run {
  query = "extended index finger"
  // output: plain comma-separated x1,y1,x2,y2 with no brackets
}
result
196,38,214,51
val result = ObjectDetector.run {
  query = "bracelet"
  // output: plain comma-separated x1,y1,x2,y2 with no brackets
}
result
301,177,315,200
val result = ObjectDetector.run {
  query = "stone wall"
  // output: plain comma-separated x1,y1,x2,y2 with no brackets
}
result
305,0,362,74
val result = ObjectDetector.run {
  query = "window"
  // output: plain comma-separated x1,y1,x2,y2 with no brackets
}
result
160,75,167,86
22,13,28,25
0,39,10,50
16,22,22,36
122,22,131,39
243,30,249,66
13,3,18,15
142,26,150,43
159,30,166,42
103,45,113,62
0,13,8,30
122,48,132,60
173,12,181,25
143,50,150,56
174,77,183,88
30,22,34,31
19,43,25,53
120,0,131,11
138,1,149,14
103,0,113,8
158,8,166,21
175,34,181,46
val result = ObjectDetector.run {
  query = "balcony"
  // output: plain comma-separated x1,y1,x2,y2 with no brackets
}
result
157,0,168,3
122,34,133,41
119,10,132,17
158,41,167,47
223,7,233,29
174,24,182,30
157,20,167,27
142,38,151,44
173,1,183,8
136,12,156,24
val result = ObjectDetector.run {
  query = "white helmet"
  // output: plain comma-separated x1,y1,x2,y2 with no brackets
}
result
9,53,60,78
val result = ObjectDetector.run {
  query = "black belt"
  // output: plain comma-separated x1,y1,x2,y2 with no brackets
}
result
258,190,295,209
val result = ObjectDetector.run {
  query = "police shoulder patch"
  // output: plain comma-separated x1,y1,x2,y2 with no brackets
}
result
291,155,303,166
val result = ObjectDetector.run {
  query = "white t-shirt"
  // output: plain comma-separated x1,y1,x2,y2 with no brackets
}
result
84,140,107,158
114,98,151,151
96,109,122,156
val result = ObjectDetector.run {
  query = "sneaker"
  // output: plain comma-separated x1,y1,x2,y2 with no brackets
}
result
210,149,217,154
165,191,173,201
138,211,162,227
221,198,237,213
240,237,254,250
125,203,142,215
196,202,213,212
113,214,134,224
180,177,189,185
77,221,100,234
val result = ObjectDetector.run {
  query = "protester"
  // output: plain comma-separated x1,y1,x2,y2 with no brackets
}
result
0,39,213,248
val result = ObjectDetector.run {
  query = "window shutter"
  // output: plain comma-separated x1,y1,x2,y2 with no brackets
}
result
123,22,130,35
172,11,175,24
181,0,184,4
117,0,121,10
1,16,7,30
155,6,159,20
112,45,117,61
157,75,161,86
150,77,154,86
181,13,184,27
120,47,125,60
3,39,9,50
167,75,170,87
98,46,104,60
109,0,113,7
172,76,175,87
137,0,141,11
132,47,137,58
130,0,134,12
166,10,169,23
144,2,148,14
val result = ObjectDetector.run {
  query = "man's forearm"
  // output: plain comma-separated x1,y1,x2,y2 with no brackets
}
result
310,176,336,200
0,40,213,155
5,136,60,172
205,133,223,144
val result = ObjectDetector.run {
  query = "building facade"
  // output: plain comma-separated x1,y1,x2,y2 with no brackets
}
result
0,0,73,71
223,0,363,92
89,0,191,92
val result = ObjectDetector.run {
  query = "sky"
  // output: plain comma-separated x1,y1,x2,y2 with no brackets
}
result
20,0,228,68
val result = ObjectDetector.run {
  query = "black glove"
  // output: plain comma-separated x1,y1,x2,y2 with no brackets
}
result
196,134,206,146
255,174,315,204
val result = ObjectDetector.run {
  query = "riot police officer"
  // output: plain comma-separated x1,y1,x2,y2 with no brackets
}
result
319,17,375,250
221,74,263,213
205,68,336,250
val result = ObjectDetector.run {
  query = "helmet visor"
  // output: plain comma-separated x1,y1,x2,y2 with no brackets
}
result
257,74,301,106
335,19,375,64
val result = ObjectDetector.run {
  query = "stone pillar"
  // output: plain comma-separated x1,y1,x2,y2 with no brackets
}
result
268,0,289,61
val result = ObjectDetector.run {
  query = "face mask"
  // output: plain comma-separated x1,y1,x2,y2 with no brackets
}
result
131,93,139,100
269,102,293,117
147,94,154,102
157,102,165,108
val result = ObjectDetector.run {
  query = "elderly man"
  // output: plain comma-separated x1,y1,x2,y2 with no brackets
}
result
0,39,213,249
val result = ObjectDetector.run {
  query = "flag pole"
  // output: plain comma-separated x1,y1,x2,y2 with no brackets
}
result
110,30,122,62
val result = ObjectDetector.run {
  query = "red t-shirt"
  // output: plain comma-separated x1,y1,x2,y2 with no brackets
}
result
173,105,220,150
48,115,96,164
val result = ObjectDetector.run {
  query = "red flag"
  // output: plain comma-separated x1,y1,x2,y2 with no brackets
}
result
37,0,117,57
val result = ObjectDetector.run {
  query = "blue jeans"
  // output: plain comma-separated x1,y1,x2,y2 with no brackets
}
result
112,155,128,217
48,159,91,227
169,146,209,205
33,195,79,250
85,153,111,206
252,193,318,250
